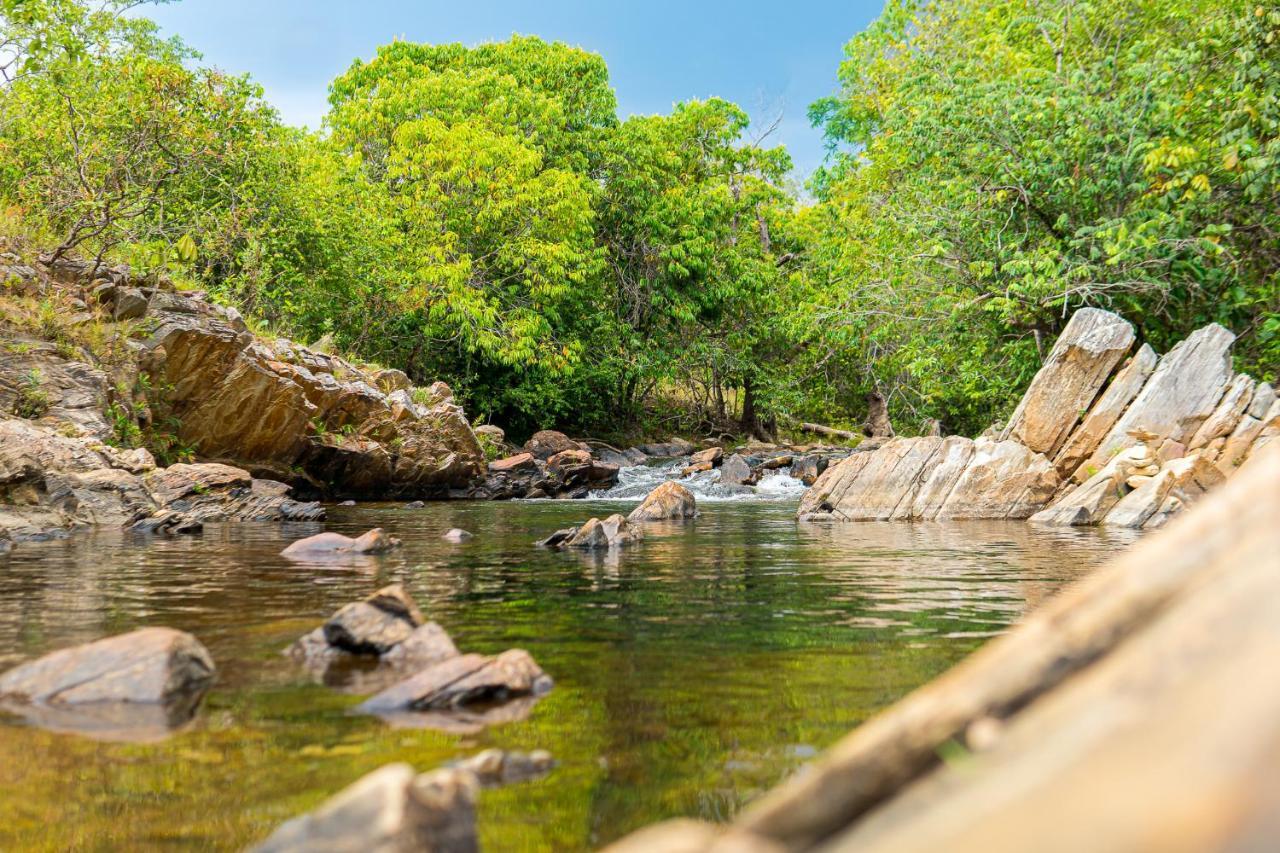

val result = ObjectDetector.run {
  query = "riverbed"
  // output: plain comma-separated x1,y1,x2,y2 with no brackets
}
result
0,463,1141,850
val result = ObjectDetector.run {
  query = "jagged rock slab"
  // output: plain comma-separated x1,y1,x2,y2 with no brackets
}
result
1217,396,1280,474
1083,323,1235,472
934,439,1059,520
1031,444,1153,527
1000,308,1135,457
1055,344,1158,479
797,438,941,521
251,763,478,853
1103,454,1226,529
1188,373,1255,450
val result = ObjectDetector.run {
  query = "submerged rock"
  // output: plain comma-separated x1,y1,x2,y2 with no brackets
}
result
252,763,479,853
628,481,697,522
280,528,400,559
453,748,555,787
537,513,642,549
442,528,473,543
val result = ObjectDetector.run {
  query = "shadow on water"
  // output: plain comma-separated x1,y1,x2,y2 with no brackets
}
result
0,478,1140,850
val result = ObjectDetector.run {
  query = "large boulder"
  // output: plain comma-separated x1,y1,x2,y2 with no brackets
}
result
0,627,214,706
628,481,698,522
322,584,424,655
523,430,579,461
719,454,757,486
357,649,553,715
251,763,479,853
1000,308,1135,457
638,438,695,458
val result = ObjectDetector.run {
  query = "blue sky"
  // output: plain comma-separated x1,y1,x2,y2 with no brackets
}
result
144,0,886,180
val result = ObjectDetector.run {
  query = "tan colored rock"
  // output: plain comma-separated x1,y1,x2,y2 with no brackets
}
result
0,627,214,706
906,436,976,520
280,528,400,559
523,429,578,460
251,763,479,853
689,447,724,466
1055,344,1158,479
1001,308,1135,457
1187,373,1255,450
935,439,1059,520
357,649,552,714
1032,444,1152,527
487,452,537,473
628,481,698,522
1083,323,1236,471
681,461,714,477
796,453,873,520
1215,396,1279,474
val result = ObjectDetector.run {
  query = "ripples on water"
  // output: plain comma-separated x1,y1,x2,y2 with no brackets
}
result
0,460,1141,850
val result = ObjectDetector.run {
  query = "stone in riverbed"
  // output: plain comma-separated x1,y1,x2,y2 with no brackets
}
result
0,627,215,707
689,447,723,467
322,584,424,655
280,528,400,559
789,455,828,486
453,748,556,787
1000,308,1135,458
523,429,579,461
719,453,757,486
251,763,479,853
442,528,473,543
628,481,698,522
357,649,553,715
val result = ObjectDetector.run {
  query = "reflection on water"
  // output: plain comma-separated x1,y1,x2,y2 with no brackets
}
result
0,494,1140,850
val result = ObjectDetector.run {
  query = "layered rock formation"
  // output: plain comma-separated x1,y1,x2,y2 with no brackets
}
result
798,309,1272,530
1,246,487,504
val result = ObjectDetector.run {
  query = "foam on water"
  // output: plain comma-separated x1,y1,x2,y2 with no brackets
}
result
590,458,807,503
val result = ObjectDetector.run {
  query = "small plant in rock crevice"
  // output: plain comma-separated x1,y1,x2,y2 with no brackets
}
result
12,368,50,419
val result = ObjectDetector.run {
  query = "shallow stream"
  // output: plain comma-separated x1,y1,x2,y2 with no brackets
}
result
0,461,1141,850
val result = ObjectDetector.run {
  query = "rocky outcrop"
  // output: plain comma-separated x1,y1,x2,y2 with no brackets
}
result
998,308,1135,457
798,310,1263,530
252,763,479,853
0,627,215,740
628,481,698,522
522,429,581,460
1,245,487,501
0,417,322,541
471,447,619,500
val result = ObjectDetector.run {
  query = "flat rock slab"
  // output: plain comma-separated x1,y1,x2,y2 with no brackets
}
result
0,627,215,707
357,649,552,715
1001,308,1135,457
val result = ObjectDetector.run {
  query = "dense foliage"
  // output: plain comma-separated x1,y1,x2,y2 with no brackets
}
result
1,0,1275,439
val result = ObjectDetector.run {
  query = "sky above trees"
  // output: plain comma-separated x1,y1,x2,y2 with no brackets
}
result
141,0,885,179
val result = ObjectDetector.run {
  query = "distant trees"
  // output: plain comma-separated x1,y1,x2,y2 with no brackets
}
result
2,0,1274,439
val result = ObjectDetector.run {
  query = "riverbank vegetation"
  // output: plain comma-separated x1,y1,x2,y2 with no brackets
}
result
1,0,1275,440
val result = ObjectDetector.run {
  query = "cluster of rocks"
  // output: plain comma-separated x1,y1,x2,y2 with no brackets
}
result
536,480,698,550
287,584,552,729
799,308,1276,529
1,247,488,504
677,443,848,488
0,417,323,543
470,429,621,499
252,747,557,853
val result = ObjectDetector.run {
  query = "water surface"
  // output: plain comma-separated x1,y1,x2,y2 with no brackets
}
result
0,465,1141,850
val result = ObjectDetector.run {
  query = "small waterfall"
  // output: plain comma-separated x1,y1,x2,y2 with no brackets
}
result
590,458,807,503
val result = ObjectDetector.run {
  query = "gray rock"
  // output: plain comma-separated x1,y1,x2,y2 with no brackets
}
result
441,528,473,543
357,649,552,715
112,287,149,320
0,627,215,706
719,454,757,486
251,763,479,853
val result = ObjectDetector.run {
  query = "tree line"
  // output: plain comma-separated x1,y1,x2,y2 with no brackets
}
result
1,0,1274,440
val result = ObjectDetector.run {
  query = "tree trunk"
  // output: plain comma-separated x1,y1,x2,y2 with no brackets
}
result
863,391,895,438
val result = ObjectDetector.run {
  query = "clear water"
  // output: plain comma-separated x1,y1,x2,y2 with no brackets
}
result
0,462,1141,850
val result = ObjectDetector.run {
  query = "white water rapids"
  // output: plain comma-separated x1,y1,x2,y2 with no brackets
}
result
589,458,807,502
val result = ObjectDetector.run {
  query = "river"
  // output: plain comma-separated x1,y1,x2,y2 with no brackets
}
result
0,460,1141,850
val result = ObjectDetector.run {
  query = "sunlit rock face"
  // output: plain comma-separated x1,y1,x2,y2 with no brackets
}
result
799,310,1269,530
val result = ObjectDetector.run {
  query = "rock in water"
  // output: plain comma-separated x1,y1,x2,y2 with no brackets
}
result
1000,308,1135,457
357,649,553,715
719,454,757,486
688,447,724,466
442,528,473,543
280,528,400,559
322,584,424,655
251,763,479,853
628,481,698,522
453,749,556,787
0,627,214,706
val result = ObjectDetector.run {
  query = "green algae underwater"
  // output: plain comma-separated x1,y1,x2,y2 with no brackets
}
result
0,497,1139,850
